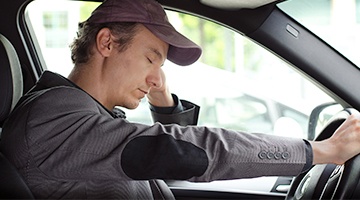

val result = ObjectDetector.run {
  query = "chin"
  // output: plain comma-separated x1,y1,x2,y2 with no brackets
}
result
125,101,140,110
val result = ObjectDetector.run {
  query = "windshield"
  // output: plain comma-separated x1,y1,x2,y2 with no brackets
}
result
279,0,360,68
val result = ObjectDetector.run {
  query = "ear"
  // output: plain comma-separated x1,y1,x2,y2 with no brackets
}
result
96,28,113,57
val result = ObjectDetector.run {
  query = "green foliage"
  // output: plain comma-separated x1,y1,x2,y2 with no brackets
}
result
243,40,262,72
79,2,100,22
177,13,236,71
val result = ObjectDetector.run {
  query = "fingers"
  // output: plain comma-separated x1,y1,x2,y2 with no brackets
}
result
146,69,174,107
149,68,166,92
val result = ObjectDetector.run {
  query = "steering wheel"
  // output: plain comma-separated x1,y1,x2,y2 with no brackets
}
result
286,108,360,200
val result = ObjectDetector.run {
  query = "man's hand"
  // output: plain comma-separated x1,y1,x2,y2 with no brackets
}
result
146,69,175,107
310,112,360,165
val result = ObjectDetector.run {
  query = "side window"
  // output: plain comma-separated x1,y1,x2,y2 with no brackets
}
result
211,95,272,133
25,0,335,140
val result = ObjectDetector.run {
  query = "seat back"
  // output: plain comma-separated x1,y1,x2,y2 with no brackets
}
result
0,34,23,127
0,34,34,199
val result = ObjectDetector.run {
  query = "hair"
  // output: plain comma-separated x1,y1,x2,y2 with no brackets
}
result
70,21,139,65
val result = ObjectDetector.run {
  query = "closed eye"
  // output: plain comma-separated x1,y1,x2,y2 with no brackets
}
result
147,58,153,64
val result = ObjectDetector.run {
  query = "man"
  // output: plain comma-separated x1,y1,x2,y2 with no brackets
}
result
1,0,360,199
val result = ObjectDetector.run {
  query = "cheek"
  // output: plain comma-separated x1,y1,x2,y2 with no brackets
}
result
124,65,150,83
115,54,150,86
114,69,144,92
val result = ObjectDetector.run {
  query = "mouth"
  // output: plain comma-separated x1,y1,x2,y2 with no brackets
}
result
139,89,148,95
138,89,149,100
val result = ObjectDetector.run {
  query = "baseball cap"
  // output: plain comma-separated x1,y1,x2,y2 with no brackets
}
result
87,0,202,66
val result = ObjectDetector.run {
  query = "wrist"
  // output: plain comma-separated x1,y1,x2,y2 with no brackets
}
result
310,139,342,165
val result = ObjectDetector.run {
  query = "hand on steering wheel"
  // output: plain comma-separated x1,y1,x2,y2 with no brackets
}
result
286,108,360,200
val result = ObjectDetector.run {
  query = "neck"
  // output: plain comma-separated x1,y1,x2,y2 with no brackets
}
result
68,64,113,110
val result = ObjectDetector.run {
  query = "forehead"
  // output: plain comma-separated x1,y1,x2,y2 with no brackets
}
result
133,24,169,59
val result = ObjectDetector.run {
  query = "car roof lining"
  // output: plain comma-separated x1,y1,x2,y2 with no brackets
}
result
159,0,279,36
199,0,285,10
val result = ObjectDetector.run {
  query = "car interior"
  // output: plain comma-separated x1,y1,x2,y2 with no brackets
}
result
2,0,360,199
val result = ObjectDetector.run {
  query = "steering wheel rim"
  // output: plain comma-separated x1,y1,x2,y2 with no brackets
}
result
329,131,360,199
286,108,357,200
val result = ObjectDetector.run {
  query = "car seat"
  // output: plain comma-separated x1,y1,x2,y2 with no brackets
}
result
0,33,34,199
0,34,23,127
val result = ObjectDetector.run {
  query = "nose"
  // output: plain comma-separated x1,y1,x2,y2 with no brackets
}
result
146,69,163,89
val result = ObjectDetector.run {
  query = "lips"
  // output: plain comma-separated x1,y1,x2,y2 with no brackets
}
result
138,89,149,99
139,89,148,95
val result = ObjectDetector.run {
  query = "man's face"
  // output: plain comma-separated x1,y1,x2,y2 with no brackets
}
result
104,24,169,109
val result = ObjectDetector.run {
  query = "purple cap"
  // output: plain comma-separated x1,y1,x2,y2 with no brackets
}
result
87,0,202,66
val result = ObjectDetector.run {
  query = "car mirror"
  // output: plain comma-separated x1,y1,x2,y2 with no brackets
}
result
308,102,343,140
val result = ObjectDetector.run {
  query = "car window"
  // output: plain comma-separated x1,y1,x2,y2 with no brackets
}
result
25,0,337,140
279,0,360,68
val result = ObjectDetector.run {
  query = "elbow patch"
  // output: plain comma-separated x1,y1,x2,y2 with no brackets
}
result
121,134,208,180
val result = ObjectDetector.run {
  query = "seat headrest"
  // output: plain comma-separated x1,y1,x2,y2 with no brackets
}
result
0,34,23,126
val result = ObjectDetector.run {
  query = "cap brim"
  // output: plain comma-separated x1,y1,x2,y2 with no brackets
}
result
143,24,202,66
